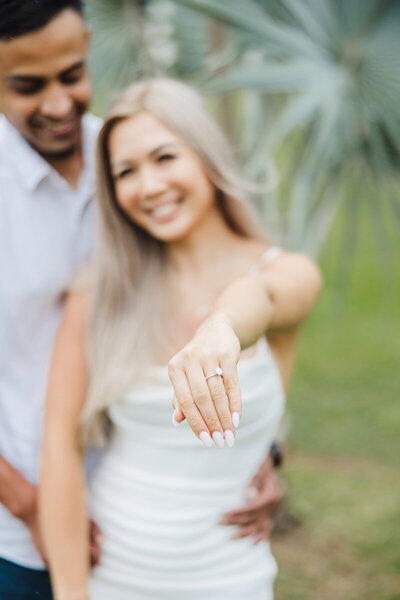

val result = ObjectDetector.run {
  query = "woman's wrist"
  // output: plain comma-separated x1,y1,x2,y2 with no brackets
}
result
202,311,234,331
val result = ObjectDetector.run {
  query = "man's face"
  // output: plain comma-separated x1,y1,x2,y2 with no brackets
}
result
0,9,92,158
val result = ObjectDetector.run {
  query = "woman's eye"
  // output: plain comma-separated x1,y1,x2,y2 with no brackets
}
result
116,168,135,179
157,154,175,163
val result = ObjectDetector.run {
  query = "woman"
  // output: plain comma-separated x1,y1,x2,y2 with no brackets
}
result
40,79,321,600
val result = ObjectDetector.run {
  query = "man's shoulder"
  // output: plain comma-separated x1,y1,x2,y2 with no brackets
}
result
82,113,103,167
83,113,103,137
0,115,9,155
0,116,16,181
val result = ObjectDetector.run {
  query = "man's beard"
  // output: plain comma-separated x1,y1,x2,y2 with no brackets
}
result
39,144,79,161
28,102,86,161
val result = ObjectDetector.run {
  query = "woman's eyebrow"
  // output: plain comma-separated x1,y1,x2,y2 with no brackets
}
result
112,143,179,171
111,159,133,172
149,143,179,157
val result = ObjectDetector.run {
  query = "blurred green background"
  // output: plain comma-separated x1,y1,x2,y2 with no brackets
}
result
272,204,400,599
86,1,400,597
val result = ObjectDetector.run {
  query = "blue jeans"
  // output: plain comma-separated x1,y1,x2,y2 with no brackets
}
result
0,557,53,600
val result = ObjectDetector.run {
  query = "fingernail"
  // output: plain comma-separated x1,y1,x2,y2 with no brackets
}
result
232,412,240,428
224,430,234,448
199,431,213,448
212,431,225,449
172,411,179,427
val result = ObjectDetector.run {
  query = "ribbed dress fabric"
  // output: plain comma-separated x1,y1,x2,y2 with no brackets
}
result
89,337,285,599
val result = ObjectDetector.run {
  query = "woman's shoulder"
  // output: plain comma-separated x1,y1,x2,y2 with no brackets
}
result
247,244,283,275
247,244,321,286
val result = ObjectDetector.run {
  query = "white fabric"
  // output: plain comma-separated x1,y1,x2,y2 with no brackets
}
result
0,113,101,569
89,338,285,599
248,246,283,276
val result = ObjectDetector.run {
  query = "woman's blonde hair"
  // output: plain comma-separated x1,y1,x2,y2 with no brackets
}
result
82,78,265,444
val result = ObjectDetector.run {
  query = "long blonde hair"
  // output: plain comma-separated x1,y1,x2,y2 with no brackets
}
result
82,78,265,444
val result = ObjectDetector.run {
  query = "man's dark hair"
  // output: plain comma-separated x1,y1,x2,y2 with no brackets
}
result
0,0,84,41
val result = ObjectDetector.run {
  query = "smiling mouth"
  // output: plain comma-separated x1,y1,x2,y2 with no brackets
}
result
42,119,77,137
147,199,182,221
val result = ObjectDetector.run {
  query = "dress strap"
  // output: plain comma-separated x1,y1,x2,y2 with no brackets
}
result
248,246,282,275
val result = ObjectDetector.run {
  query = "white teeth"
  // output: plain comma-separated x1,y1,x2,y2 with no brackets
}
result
151,202,178,218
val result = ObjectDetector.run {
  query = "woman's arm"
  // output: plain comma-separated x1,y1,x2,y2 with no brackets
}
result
39,290,91,600
212,250,322,344
168,251,322,445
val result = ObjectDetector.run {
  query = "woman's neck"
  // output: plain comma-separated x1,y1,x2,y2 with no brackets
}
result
166,207,245,276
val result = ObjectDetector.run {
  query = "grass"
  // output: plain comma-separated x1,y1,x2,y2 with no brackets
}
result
272,201,400,600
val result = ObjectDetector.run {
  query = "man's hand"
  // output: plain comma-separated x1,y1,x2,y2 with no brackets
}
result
89,520,103,566
220,454,284,544
15,484,47,562
13,480,102,566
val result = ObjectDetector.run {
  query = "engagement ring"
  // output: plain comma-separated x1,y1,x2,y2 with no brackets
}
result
205,367,223,381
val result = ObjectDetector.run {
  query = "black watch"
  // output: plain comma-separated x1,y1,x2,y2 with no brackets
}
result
270,441,284,469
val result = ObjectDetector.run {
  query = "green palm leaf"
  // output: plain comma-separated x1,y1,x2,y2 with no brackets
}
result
87,0,400,257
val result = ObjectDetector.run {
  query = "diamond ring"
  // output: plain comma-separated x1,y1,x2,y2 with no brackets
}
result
205,367,223,381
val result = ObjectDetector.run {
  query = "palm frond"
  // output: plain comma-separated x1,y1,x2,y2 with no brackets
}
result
87,0,400,257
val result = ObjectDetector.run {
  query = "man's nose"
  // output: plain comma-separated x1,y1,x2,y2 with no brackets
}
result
40,84,74,119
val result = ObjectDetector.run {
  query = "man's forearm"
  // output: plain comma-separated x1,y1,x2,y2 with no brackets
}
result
0,453,36,521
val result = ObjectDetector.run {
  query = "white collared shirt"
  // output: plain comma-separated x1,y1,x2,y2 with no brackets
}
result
0,113,102,569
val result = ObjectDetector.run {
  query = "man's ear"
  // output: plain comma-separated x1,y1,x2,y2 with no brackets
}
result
84,28,92,48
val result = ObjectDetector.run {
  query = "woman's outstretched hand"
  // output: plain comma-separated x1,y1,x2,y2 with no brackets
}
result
168,314,242,448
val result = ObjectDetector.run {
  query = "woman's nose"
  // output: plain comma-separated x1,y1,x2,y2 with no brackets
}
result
138,165,167,200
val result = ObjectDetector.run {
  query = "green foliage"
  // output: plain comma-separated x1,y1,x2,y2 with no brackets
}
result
86,0,400,255
271,202,400,599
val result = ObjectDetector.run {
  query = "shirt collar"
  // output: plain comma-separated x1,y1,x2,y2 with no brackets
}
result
0,114,101,194
0,116,51,192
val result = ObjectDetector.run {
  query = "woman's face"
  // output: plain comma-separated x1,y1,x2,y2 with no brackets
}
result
109,112,216,243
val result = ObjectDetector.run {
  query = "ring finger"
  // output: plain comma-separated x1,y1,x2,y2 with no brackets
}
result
185,363,225,447
203,362,234,446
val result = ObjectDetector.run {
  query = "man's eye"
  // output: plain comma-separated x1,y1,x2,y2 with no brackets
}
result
61,69,84,85
12,84,42,96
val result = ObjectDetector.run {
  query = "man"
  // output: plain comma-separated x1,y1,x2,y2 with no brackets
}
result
0,2,100,598
0,2,284,598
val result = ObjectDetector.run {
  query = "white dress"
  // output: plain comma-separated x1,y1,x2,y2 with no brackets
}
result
89,337,285,600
